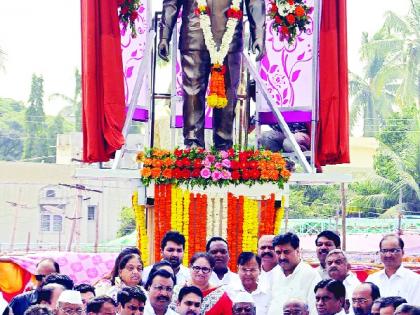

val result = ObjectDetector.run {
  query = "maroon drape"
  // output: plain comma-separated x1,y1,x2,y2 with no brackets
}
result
316,0,350,167
81,0,125,163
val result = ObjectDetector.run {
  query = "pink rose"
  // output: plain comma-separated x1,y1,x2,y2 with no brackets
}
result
200,168,212,179
215,162,223,169
220,150,229,159
211,170,222,181
206,154,216,163
202,159,212,168
221,170,231,180
221,159,231,168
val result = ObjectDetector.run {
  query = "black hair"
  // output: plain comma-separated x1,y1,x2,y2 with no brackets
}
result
36,287,54,304
86,296,117,313
24,305,53,315
42,274,74,290
36,258,60,273
117,286,147,307
363,282,381,301
145,261,174,286
119,254,143,271
395,304,420,315
178,286,203,303
189,252,215,269
273,232,300,249
74,283,96,296
110,247,141,285
315,230,341,248
314,279,346,300
3,307,10,315
144,269,176,291
206,236,228,252
237,252,261,268
379,234,405,250
161,231,186,250
379,297,407,309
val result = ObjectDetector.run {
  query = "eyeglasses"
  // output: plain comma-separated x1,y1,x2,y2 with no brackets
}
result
233,306,254,313
192,265,212,274
184,301,201,308
35,274,46,281
127,305,145,312
152,285,173,292
352,298,369,305
379,248,401,254
59,307,83,315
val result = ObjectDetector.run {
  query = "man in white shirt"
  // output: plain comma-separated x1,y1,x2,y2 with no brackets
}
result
365,234,420,303
315,231,341,280
206,236,240,286
283,299,310,315
257,235,280,290
268,232,321,315
325,249,360,313
143,231,190,285
351,282,381,315
314,280,346,315
232,292,257,315
145,269,179,315
229,252,270,315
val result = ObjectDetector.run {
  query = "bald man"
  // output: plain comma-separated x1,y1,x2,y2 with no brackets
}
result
283,299,309,315
257,235,280,290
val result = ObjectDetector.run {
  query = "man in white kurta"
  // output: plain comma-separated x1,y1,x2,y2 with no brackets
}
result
366,234,420,304
315,231,341,280
257,235,280,291
268,233,321,315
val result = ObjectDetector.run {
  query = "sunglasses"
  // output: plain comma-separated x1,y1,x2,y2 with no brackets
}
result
184,301,201,308
35,274,46,281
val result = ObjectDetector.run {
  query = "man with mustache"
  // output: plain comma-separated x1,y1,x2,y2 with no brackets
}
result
365,234,420,303
268,232,321,315
206,236,240,286
352,282,381,315
257,235,279,290
143,231,190,285
325,249,360,313
145,269,178,315
176,286,203,315
315,231,341,280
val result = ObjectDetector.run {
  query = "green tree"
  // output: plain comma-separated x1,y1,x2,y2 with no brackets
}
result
0,98,26,160
49,68,81,131
23,74,49,161
45,115,65,163
117,206,136,237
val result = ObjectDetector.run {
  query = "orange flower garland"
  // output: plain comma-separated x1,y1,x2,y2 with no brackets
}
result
207,65,228,108
259,194,276,236
227,193,244,272
154,184,172,262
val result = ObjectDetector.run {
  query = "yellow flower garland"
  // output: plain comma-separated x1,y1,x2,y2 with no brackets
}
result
242,197,259,252
132,191,149,264
274,195,285,234
182,189,190,265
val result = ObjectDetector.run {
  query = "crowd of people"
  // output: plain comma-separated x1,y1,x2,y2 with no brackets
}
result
1,230,419,315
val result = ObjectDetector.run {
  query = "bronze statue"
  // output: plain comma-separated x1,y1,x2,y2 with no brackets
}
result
158,0,266,150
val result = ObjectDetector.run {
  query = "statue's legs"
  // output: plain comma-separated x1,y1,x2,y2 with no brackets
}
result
181,50,211,148
213,52,241,150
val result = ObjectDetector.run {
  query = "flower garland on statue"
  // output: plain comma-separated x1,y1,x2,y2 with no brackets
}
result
195,0,243,108
242,197,259,252
268,0,312,44
118,0,142,38
132,191,149,264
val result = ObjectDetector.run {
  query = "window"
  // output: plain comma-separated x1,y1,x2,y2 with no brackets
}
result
52,215,63,232
87,206,96,221
41,215,51,232
46,190,56,198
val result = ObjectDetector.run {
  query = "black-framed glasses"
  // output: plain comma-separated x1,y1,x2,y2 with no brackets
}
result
184,301,201,308
35,274,46,281
379,248,401,254
192,265,212,274
233,306,254,313
352,298,369,305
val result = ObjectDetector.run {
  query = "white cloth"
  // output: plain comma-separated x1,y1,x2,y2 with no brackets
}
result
209,269,240,287
343,272,360,301
144,302,179,315
259,265,281,291
316,265,330,280
366,265,420,304
228,281,270,315
143,264,190,286
267,261,321,315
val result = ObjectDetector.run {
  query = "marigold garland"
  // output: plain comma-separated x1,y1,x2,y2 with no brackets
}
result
242,197,259,252
259,194,276,236
182,189,190,266
274,195,286,233
132,191,149,264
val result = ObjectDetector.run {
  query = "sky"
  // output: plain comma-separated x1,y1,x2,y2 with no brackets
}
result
0,1,411,115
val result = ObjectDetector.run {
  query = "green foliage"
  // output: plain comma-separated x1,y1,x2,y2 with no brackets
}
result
0,98,26,160
288,185,341,218
117,206,136,237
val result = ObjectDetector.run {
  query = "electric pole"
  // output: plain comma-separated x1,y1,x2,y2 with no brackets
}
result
7,189,31,252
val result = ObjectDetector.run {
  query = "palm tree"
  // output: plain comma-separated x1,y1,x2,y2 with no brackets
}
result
49,68,81,131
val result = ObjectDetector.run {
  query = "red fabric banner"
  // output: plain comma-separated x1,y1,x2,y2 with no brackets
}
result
316,0,350,167
81,0,126,163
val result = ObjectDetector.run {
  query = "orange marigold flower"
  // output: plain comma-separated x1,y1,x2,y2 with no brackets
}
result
136,152,145,162
261,169,271,180
164,157,173,167
266,162,276,170
151,168,161,178
281,169,291,178
295,6,305,17
141,167,152,178
162,169,172,179
143,158,153,166
258,160,267,169
270,170,279,180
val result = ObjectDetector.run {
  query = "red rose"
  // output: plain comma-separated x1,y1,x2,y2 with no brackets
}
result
231,170,240,180
175,159,183,168
173,168,182,179
242,170,250,180
130,10,139,21
182,169,191,179
270,2,278,14
174,149,183,158
191,169,201,178
182,157,191,167
281,26,289,34
286,14,295,25
193,159,203,168
240,161,247,170
227,148,235,157
251,169,260,179
120,6,129,15
239,152,248,162
288,0,294,5
295,6,305,17
249,160,258,169
274,15,282,25
230,160,239,170
197,148,205,154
